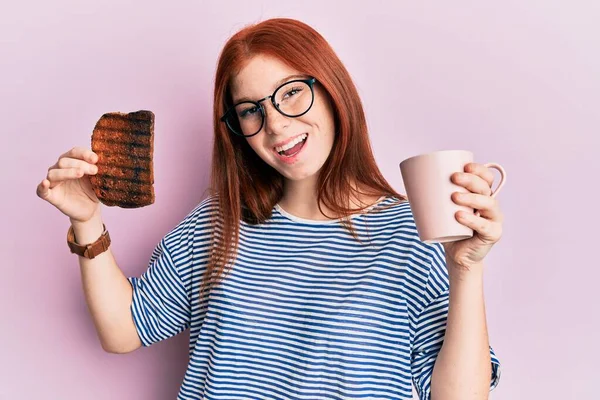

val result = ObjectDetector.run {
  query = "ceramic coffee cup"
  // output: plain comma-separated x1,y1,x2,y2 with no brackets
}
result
399,150,506,243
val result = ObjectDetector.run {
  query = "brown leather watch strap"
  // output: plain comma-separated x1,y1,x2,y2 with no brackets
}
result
67,224,111,259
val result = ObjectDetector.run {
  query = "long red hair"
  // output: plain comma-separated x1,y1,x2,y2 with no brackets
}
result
202,18,406,295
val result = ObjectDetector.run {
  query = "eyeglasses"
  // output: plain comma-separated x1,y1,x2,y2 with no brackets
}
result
220,77,317,137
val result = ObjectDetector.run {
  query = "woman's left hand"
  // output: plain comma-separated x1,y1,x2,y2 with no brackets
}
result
442,163,504,271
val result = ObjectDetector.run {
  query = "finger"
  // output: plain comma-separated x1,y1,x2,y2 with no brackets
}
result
451,172,492,196
54,157,98,174
464,163,495,187
456,211,503,242
59,147,98,164
478,206,504,224
47,167,86,185
452,192,502,220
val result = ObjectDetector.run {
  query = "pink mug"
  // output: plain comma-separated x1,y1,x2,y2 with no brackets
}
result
399,150,506,243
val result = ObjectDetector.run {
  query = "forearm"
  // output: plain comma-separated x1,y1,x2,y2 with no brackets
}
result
431,262,491,400
71,211,141,353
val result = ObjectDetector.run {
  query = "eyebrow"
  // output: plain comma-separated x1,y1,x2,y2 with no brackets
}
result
232,74,309,104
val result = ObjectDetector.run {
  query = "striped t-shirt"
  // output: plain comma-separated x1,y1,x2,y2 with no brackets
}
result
128,195,501,399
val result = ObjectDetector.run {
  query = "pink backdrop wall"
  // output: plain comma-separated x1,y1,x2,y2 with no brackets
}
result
3,1,598,399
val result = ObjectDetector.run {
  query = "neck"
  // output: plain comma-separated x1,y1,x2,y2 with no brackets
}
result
278,175,327,220
278,177,382,221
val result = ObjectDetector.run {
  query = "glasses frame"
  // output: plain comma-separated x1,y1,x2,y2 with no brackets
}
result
220,77,317,137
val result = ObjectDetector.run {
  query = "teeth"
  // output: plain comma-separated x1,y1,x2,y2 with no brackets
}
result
275,133,307,153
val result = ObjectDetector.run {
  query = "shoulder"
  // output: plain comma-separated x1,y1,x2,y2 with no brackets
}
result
368,196,417,233
367,196,443,272
374,196,449,294
162,195,220,246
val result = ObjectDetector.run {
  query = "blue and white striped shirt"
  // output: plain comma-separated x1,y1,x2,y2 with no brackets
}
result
128,195,501,399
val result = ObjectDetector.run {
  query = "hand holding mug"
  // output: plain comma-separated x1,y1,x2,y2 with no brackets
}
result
400,150,506,270
444,162,505,270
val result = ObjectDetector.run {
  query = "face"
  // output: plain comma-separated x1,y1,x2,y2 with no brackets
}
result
229,55,336,183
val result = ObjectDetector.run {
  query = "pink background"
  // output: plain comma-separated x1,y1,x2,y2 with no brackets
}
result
2,1,598,399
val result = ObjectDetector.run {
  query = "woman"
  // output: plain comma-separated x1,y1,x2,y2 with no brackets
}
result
37,18,501,400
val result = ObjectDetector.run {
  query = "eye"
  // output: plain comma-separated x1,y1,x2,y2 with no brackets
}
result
239,106,259,118
282,86,303,99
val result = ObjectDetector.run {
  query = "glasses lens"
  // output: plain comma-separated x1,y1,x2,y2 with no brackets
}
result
225,101,262,136
275,81,313,117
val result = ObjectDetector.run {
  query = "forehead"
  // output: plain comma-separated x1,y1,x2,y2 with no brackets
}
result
230,55,301,101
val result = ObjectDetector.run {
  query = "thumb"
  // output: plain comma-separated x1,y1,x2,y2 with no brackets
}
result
36,179,53,201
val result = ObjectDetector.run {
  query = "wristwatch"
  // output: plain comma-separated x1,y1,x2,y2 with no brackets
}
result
67,223,111,259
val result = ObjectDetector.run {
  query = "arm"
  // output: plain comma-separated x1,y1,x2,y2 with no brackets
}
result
72,210,142,354
430,261,491,400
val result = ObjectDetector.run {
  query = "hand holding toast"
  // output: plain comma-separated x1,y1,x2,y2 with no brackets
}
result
36,146,101,224
37,110,155,225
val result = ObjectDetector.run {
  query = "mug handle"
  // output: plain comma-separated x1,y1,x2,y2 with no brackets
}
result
474,162,506,217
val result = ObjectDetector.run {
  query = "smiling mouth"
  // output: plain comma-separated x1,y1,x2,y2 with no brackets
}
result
274,133,308,157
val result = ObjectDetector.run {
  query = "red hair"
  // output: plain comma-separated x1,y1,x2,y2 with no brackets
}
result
202,18,406,295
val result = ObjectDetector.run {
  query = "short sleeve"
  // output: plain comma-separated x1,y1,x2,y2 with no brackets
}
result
410,243,501,399
127,233,192,347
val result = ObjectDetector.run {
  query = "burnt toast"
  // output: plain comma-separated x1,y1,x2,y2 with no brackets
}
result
89,110,155,208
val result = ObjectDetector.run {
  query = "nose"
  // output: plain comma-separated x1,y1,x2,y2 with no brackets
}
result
261,98,290,134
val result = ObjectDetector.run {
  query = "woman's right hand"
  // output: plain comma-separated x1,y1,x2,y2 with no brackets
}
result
36,146,102,224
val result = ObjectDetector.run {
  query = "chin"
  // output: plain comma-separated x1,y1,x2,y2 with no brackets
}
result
279,162,324,182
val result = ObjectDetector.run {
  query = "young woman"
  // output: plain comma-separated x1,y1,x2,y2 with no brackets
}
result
37,18,502,400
